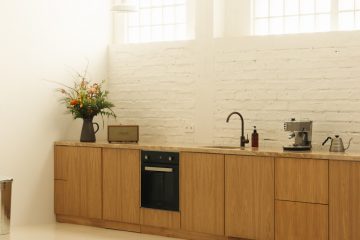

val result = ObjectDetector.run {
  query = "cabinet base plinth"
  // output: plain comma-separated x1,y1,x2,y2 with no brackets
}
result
56,215,234,240
56,215,141,233
140,225,228,240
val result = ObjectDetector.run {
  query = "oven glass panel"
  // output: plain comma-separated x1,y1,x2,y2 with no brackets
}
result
141,164,179,211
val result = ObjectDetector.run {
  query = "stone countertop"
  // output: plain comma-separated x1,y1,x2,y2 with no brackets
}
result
54,141,360,162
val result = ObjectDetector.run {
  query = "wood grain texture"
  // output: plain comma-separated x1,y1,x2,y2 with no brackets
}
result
56,215,141,233
275,157,329,204
2,181,12,220
54,146,102,219
180,152,225,236
54,180,65,215
225,155,274,240
330,160,360,240
275,201,328,240
103,148,140,224
54,145,72,180
140,208,180,229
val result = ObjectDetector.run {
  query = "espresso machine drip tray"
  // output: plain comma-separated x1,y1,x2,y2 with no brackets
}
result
283,145,312,151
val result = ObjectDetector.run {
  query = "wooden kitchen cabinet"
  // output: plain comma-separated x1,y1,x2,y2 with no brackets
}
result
275,157,328,204
54,146,102,219
55,141,360,240
275,201,328,240
330,161,360,240
103,148,140,224
180,152,225,236
225,155,274,240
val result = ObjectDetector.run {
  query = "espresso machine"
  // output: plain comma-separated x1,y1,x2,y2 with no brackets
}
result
283,118,312,151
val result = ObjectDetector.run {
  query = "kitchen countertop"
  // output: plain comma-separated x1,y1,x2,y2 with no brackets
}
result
55,141,360,162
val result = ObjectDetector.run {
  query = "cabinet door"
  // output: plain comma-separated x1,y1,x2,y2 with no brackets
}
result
275,201,328,240
180,152,224,236
330,161,360,240
54,146,102,219
103,148,140,224
275,158,328,204
225,155,274,240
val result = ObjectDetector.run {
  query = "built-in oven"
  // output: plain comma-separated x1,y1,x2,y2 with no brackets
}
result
141,150,179,211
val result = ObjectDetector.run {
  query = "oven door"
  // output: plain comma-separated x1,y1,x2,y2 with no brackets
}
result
141,163,179,211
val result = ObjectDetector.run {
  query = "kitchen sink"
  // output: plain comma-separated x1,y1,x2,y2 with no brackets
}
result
202,145,242,149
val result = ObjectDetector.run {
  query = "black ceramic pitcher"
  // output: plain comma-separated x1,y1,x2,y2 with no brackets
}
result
80,117,99,142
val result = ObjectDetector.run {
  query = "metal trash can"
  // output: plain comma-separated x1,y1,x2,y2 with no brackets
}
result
0,177,12,235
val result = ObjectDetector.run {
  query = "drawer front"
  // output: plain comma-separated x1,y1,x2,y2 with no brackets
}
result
275,201,328,240
140,208,180,229
275,158,328,204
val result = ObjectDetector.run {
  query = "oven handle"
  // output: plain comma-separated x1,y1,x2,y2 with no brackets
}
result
144,166,174,173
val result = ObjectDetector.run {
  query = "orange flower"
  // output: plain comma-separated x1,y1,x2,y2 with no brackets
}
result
70,99,79,105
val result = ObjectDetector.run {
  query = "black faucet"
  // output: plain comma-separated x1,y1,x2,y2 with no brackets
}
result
226,112,249,147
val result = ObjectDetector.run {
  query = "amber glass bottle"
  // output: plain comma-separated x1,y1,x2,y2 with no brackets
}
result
251,126,259,148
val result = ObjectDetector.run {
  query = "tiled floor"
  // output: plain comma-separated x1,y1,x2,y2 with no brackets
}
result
0,223,182,240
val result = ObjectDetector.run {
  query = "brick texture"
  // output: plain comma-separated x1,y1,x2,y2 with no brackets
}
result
109,33,360,152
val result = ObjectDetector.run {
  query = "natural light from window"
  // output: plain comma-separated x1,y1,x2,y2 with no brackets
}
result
125,0,187,43
338,0,360,29
253,0,360,35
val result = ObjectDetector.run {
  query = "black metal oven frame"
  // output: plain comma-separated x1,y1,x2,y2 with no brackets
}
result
141,150,179,211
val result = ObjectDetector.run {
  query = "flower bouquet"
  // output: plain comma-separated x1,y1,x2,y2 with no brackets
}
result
57,73,116,142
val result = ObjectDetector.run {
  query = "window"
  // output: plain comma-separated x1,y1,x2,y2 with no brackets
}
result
253,0,360,35
338,0,360,30
125,0,188,43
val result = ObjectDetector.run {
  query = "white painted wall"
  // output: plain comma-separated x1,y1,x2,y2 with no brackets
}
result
0,0,110,225
109,1,360,152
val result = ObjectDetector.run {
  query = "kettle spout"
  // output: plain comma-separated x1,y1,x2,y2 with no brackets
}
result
345,138,353,151
322,137,332,146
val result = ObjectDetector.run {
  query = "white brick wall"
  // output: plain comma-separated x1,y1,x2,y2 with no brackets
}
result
109,31,360,152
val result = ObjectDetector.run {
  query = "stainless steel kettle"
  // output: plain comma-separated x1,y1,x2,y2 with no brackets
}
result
322,135,352,152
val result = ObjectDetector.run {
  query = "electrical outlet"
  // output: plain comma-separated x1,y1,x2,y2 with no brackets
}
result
184,123,195,133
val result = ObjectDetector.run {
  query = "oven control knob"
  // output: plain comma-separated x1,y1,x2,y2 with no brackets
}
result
144,155,149,160
168,156,173,161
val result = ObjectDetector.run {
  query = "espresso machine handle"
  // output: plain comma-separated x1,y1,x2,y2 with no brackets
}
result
303,132,309,145
288,132,296,139
322,137,332,146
